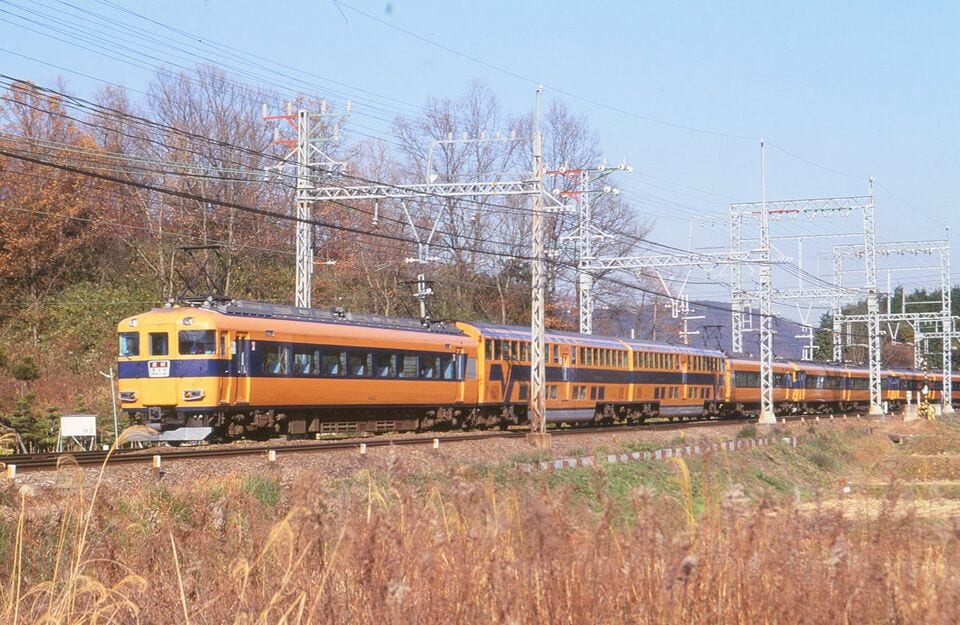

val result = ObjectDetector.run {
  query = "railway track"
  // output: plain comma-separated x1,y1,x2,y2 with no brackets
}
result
0,413,860,473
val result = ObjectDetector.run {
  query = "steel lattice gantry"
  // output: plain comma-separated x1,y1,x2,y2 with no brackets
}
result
729,194,881,418
834,237,954,415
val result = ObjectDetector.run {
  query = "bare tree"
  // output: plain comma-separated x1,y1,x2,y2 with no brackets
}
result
147,66,286,298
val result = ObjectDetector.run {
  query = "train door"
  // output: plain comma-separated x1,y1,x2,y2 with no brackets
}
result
218,331,232,405
231,332,251,404
456,350,473,404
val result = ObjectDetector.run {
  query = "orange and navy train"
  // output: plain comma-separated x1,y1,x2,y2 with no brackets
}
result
116,300,958,440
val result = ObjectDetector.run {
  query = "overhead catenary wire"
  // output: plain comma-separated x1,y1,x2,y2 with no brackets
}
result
0,3,948,346
2,142,911,350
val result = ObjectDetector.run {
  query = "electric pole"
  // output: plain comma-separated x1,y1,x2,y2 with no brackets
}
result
263,101,349,308
527,85,549,447
757,139,776,424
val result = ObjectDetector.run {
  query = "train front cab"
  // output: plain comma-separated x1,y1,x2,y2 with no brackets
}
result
117,307,226,440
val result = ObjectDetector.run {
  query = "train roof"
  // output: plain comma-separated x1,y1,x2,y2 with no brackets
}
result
460,321,725,356
461,322,626,348
176,299,466,337
621,339,724,357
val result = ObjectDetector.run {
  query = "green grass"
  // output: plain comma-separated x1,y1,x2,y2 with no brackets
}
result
243,474,281,507
620,440,663,453
754,468,791,493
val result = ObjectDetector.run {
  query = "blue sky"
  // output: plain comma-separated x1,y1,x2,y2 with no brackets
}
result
2,0,958,304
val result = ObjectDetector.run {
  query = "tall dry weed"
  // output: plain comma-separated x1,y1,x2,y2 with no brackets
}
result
2,430,960,624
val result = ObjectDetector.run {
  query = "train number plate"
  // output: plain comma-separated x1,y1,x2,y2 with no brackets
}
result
148,360,170,378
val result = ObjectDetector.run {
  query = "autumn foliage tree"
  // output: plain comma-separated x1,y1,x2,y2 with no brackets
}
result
0,81,113,343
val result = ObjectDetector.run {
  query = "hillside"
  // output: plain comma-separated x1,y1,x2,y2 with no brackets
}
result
597,299,811,358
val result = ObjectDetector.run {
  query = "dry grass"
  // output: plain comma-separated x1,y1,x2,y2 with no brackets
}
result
1,425,959,624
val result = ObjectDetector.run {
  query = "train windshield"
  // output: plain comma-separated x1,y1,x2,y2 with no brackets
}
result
118,332,139,357
179,330,217,355
149,332,169,356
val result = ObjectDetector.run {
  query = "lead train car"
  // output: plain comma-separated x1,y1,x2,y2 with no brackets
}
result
117,300,478,440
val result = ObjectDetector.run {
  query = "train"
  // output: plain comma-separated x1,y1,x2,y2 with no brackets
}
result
115,299,957,441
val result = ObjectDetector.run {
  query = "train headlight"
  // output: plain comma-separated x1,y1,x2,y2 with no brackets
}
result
119,391,137,402
182,389,205,401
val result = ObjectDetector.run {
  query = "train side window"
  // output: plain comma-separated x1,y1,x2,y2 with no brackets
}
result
519,384,529,401
465,357,477,380
179,330,216,355
654,387,661,399
373,353,396,378
439,355,456,380
570,347,576,364
262,345,289,375
347,352,369,377
119,332,140,357
398,353,418,378
347,352,373,378
149,332,168,356
548,385,558,400
485,340,493,360
419,354,440,379
292,346,315,375
321,350,344,376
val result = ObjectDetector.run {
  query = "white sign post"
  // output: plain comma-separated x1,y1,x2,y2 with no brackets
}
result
58,414,98,452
